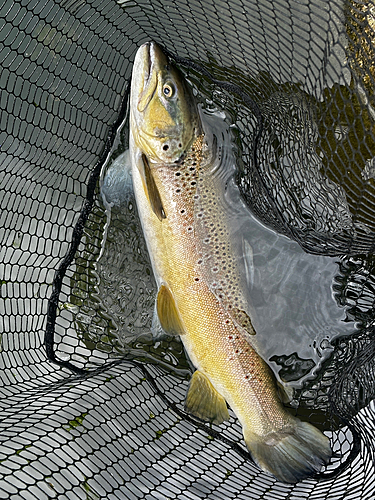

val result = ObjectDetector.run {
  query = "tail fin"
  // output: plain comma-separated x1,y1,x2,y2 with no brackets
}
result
244,420,332,483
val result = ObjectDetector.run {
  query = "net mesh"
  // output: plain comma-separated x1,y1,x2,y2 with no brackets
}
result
1,0,375,498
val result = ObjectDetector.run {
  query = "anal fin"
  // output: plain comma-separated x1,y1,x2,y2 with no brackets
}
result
157,284,185,336
185,370,229,425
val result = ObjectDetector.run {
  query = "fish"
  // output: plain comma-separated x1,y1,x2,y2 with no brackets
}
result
128,41,332,483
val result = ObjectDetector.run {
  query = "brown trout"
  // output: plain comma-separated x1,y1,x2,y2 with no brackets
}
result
128,41,332,483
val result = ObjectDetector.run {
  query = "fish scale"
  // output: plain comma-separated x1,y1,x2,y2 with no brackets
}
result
143,134,289,435
129,41,332,483
155,133,256,336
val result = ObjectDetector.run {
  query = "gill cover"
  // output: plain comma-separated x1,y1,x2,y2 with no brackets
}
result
130,42,201,163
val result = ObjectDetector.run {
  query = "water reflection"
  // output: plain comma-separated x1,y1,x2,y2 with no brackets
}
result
65,20,375,405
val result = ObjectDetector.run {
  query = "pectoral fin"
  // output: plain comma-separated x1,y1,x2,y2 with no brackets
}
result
140,154,166,221
156,284,185,336
185,370,229,425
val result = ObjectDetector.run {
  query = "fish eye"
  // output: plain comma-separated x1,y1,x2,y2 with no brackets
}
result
162,82,175,98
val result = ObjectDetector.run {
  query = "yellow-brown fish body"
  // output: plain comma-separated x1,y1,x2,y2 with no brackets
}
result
129,41,331,483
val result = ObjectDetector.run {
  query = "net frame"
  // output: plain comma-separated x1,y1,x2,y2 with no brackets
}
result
1,0,375,498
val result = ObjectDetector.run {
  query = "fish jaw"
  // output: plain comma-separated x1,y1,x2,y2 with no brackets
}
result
130,41,201,164
131,41,167,116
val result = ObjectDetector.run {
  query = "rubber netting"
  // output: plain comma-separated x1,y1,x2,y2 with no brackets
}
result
1,0,375,498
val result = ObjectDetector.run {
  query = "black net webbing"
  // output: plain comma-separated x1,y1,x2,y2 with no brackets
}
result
1,0,375,498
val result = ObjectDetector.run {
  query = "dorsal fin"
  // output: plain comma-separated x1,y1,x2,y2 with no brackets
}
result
230,307,256,335
214,287,256,335
141,154,166,221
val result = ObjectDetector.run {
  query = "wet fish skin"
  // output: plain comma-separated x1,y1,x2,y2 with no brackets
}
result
130,41,201,165
129,41,332,483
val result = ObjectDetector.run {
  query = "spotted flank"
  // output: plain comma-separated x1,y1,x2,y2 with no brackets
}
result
128,41,332,483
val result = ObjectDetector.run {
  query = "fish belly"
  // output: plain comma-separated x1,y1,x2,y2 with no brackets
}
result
131,145,282,434
131,139,331,483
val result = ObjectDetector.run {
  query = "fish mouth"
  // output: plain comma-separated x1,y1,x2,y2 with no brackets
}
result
140,41,168,83
135,42,169,113
142,41,152,82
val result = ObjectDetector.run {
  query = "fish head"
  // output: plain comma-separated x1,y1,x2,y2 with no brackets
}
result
130,41,201,164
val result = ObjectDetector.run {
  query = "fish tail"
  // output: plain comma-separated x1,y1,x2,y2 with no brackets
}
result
243,419,332,483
